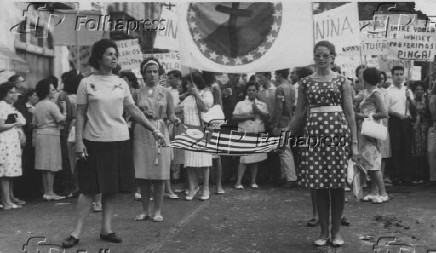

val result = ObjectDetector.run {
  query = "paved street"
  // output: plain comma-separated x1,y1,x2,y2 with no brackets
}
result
1,185,436,253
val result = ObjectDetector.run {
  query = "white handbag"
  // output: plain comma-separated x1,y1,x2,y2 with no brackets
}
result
361,114,387,141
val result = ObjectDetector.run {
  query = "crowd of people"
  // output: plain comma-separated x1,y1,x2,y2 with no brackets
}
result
0,38,435,248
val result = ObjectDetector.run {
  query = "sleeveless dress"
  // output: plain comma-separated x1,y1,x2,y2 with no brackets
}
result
299,76,351,189
181,90,213,167
358,89,382,171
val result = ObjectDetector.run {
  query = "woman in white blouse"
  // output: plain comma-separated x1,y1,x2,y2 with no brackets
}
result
180,72,213,201
233,82,269,189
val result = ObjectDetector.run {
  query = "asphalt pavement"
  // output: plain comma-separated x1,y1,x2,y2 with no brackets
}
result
1,184,436,253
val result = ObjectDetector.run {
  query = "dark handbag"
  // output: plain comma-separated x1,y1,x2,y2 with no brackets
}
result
5,113,18,124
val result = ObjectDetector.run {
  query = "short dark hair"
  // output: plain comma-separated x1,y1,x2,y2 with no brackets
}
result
140,57,161,76
275,69,290,79
363,67,380,86
202,71,216,85
36,78,52,100
296,67,313,79
8,74,22,83
119,71,139,89
168,70,182,80
88,39,119,70
47,75,59,89
64,73,84,95
314,40,336,56
0,82,16,101
411,81,427,92
245,81,258,93
23,89,36,101
391,66,404,74
355,65,366,78
255,72,272,80
182,72,206,90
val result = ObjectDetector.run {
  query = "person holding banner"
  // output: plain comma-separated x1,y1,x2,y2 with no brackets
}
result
233,82,269,189
62,39,165,249
288,41,357,247
133,57,180,222
180,72,213,201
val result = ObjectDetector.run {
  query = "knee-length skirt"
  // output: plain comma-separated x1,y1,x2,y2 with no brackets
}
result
133,120,171,180
34,128,62,172
299,111,351,189
77,139,135,194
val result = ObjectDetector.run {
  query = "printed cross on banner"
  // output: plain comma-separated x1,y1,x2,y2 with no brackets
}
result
162,2,175,10
215,3,253,58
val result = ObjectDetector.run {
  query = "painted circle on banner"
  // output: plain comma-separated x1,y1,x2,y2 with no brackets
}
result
187,2,282,66
186,129,204,139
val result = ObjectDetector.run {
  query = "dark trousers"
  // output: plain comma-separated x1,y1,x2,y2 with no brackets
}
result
388,116,412,182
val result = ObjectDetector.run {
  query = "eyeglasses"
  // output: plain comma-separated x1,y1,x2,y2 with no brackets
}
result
315,54,331,59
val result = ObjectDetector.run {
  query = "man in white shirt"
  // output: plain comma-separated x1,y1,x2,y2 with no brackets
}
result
385,66,413,185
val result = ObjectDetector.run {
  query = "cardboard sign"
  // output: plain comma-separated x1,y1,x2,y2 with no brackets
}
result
115,39,143,70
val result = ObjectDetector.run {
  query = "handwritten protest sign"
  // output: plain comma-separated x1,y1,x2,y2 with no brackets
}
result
376,14,436,61
313,3,361,77
115,39,143,70
144,52,181,73
360,19,389,56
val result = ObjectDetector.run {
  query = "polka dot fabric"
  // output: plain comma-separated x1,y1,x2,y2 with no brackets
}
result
0,101,23,178
299,76,351,189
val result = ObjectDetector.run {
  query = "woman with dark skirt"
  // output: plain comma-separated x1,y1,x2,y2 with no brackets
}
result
288,40,358,247
62,39,165,249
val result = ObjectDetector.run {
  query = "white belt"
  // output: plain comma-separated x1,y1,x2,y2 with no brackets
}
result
310,106,342,113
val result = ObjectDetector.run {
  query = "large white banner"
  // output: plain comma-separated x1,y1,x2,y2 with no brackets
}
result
313,3,361,77
177,2,313,72
154,7,179,50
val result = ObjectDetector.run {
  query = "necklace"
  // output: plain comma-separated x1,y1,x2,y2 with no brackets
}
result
146,85,155,96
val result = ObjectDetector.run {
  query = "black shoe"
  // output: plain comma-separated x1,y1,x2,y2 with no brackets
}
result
62,235,79,248
100,233,122,243
341,216,350,226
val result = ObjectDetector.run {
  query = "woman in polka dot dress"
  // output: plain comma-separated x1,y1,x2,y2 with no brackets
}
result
288,41,358,247
0,82,26,210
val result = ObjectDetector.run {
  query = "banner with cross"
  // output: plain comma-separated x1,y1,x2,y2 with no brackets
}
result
176,1,314,72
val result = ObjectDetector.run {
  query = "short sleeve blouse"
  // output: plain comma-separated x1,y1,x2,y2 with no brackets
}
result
76,74,134,141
